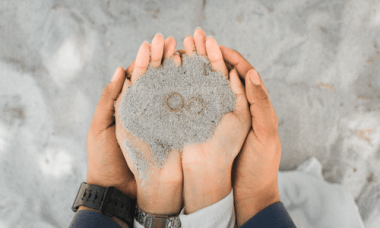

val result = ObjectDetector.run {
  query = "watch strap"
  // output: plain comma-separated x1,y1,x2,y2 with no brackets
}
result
135,205,181,228
72,182,136,227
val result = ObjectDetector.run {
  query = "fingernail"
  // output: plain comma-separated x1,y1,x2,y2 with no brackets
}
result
249,70,261,85
143,40,150,45
206,36,214,44
155,32,163,38
194,27,202,32
111,67,121,82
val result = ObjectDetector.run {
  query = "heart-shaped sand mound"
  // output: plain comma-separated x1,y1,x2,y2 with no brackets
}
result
118,52,236,169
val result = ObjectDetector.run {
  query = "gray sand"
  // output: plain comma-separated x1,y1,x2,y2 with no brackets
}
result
123,139,151,180
118,52,236,175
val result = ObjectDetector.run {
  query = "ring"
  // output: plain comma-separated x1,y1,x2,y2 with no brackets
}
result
165,93,184,112
187,97,205,115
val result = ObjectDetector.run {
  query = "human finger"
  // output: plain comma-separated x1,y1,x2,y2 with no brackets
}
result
115,60,134,102
131,41,150,84
163,36,177,60
229,68,249,120
177,49,186,55
225,61,233,72
177,49,186,60
194,27,207,56
125,59,135,80
206,36,228,79
91,67,125,133
116,77,131,110
220,45,269,94
151,33,165,68
245,69,278,139
172,51,181,66
184,35,195,56
219,45,253,81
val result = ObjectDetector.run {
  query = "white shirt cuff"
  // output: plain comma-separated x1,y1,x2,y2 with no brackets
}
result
179,189,235,228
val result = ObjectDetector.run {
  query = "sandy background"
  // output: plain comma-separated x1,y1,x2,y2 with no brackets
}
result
0,0,379,227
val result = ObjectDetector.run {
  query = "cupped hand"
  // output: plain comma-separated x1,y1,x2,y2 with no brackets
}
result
220,45,282,227
115,34,183,215
179,28,251,214
85,64,137,198
82,63,137,228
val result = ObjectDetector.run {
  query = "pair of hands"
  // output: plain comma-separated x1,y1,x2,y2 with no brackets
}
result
82,28,281,227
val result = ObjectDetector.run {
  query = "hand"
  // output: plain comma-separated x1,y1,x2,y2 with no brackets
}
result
220,46,282,227
79,64,137,228
179,28,251,214
115,34,183,215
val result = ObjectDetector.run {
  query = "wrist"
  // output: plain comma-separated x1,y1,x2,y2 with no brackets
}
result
183,164,232,214
234,183,280,227
78,206,130,228
134,150,183,215
137,181,183,215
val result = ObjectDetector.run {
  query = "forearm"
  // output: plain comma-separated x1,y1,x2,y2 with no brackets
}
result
183,163,232,214
234,183,280,227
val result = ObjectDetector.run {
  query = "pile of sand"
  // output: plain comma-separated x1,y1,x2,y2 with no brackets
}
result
118,52,236,177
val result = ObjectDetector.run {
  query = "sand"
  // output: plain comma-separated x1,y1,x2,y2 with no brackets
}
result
123,139,150,180
118,52,236,171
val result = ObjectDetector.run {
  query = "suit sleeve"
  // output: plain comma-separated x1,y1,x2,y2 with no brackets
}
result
69,210,123,228
240,202,297,228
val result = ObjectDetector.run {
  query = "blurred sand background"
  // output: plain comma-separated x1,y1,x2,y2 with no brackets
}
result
0,0,379,227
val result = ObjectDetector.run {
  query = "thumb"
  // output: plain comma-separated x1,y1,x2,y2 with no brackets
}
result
229,68,249,121
91,67,126,133
245,69,277,139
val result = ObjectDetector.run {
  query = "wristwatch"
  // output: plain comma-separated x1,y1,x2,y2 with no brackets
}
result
72,182,136,227
135,205,181,228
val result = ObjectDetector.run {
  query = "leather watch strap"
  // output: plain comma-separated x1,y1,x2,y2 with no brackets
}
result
135,205,181,228
72,182,136,227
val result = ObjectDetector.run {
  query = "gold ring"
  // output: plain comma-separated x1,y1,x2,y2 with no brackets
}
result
187,97,205,115
165,93,184,112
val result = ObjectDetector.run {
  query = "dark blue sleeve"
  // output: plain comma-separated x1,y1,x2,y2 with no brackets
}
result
240,202,296,228
69,210,123,228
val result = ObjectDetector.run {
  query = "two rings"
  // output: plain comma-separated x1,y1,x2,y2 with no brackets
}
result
165,92,205,115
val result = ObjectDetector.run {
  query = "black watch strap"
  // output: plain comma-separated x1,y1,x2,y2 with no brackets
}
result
72,182,136,227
